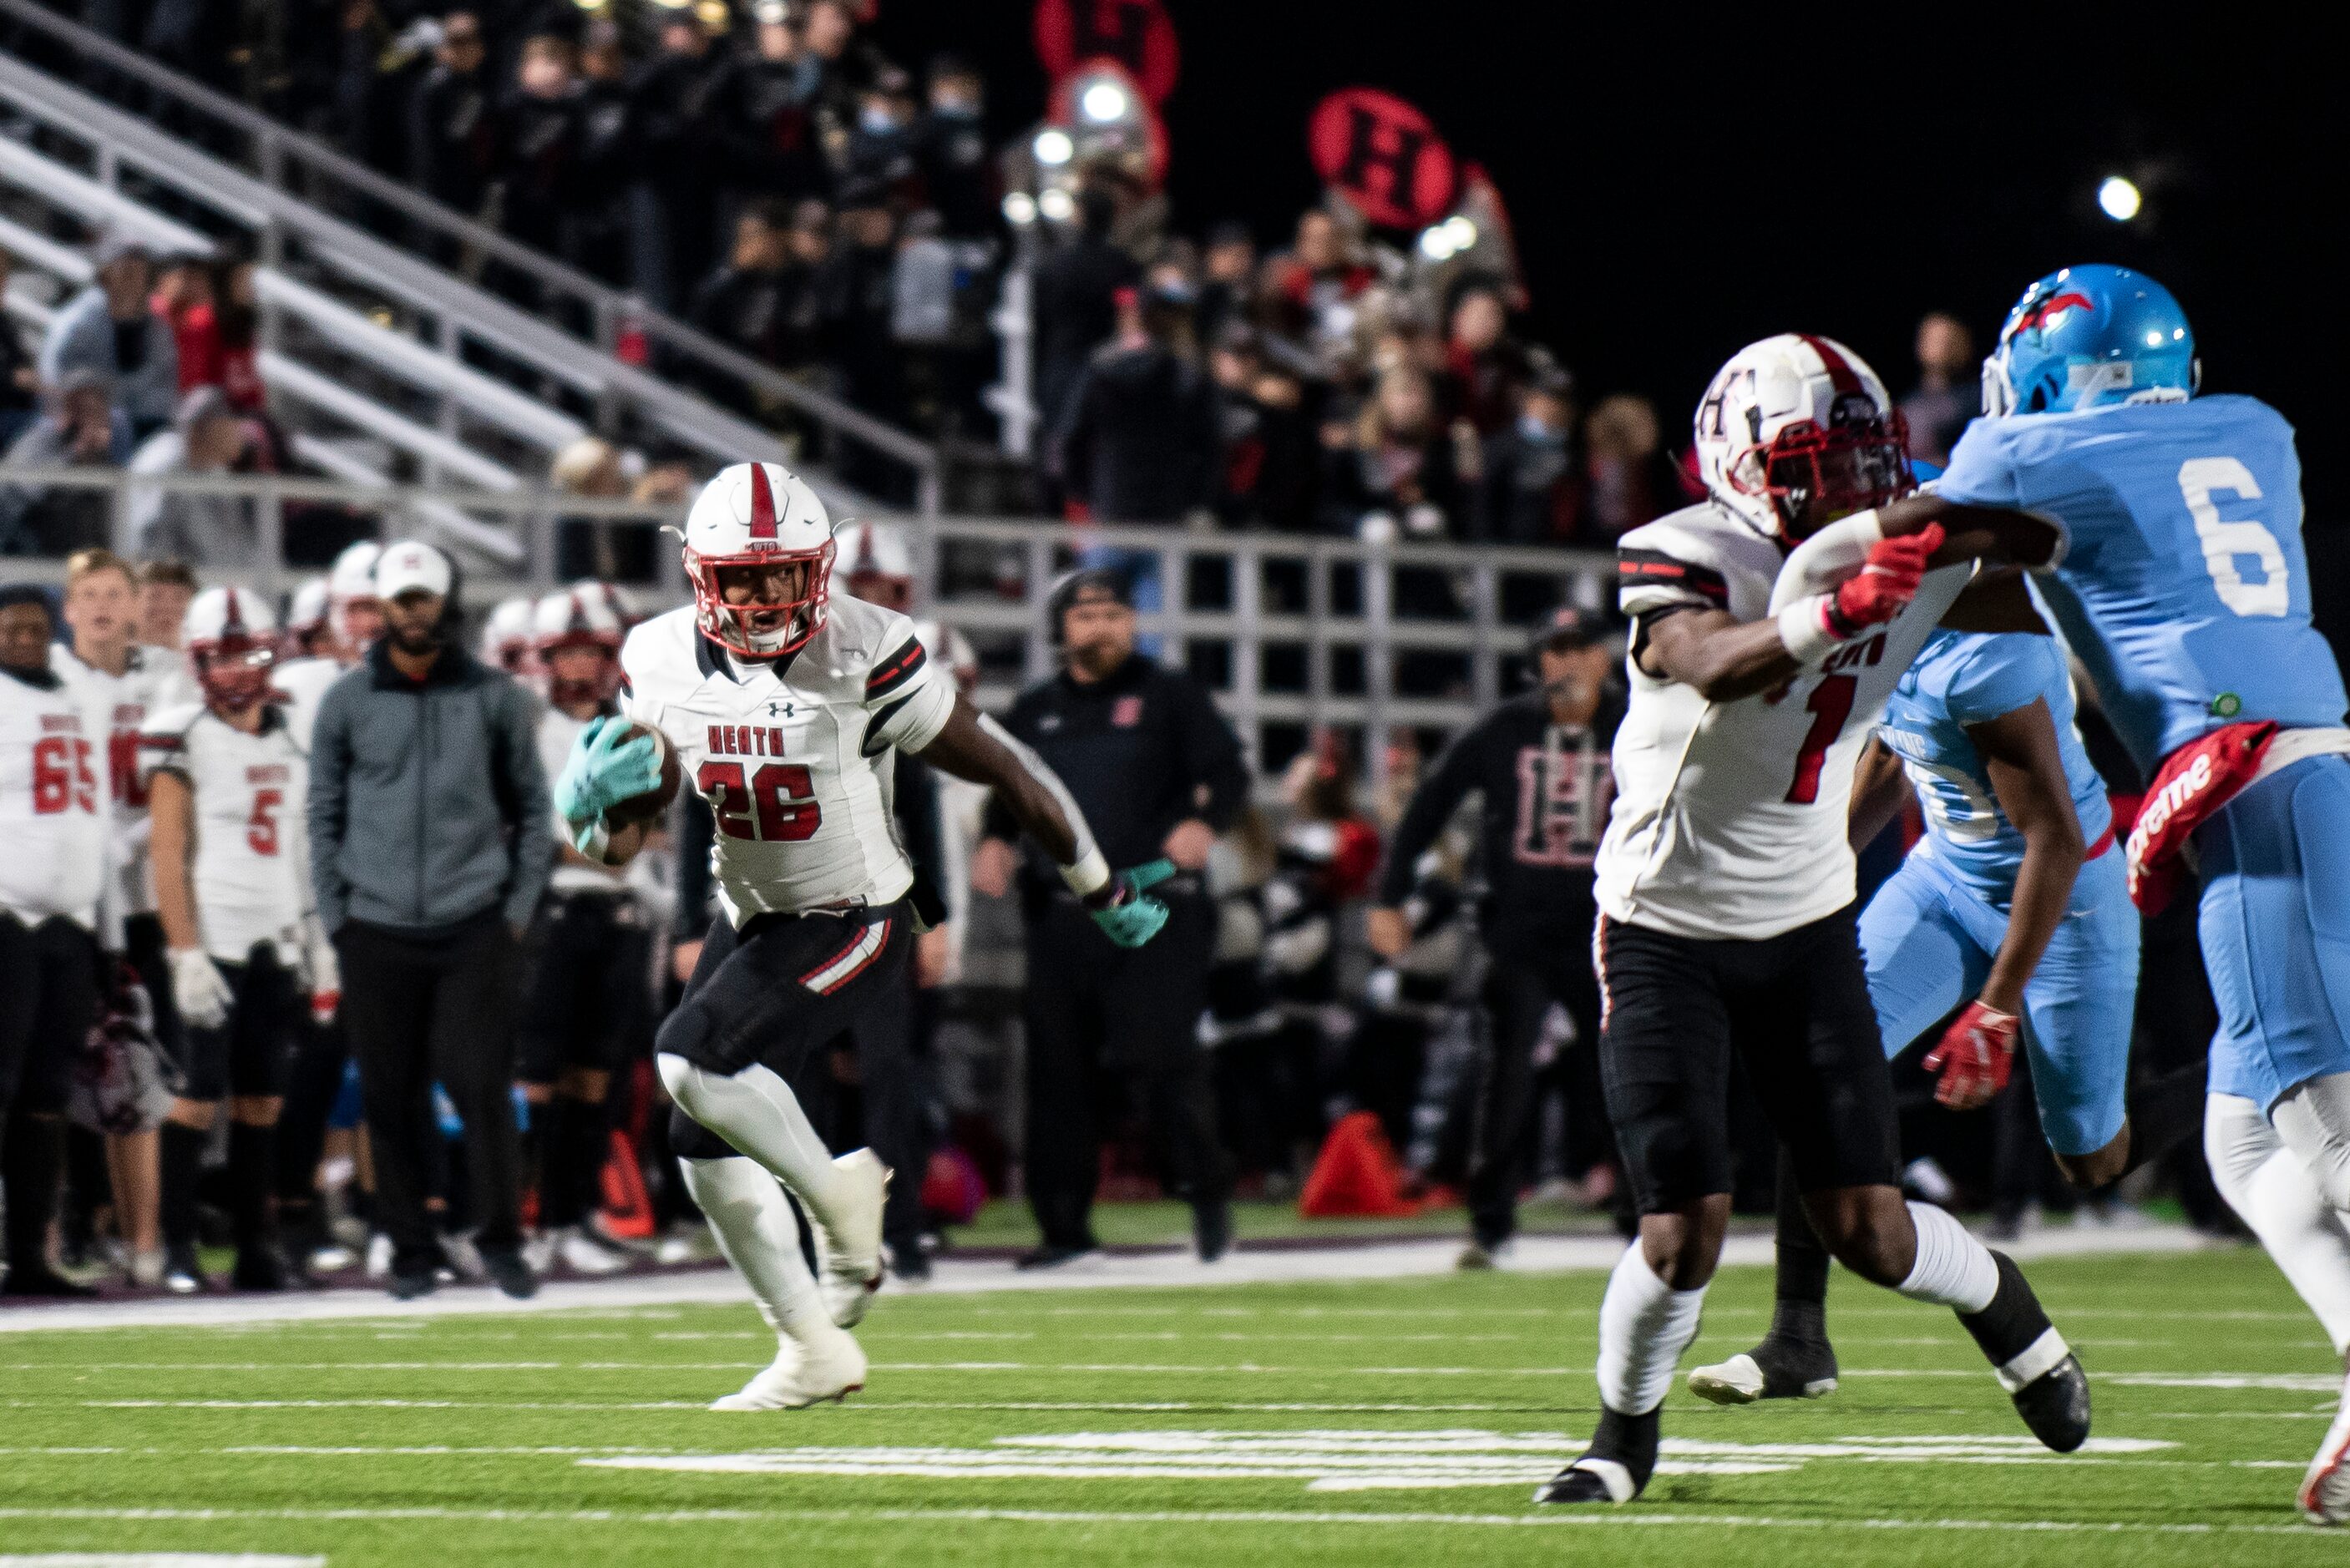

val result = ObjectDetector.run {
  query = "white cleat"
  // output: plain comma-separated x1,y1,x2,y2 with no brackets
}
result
710,1326,869,1412
1686,1352,1839,1405
555,1227,631,1276
809,1149,889,1328
2301,1374,2350,1525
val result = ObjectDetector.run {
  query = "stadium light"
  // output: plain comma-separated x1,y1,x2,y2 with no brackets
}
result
1441,215,1477,250
1033,128,1075,167
2098,175,2143,222
1079,80,1130,124
1037,186,1076,223
1418,226,1456,262
1002,191,1038,226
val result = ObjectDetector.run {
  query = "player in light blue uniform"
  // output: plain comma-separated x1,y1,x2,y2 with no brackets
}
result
1689,611,2168,1407
1933,265,2350,1525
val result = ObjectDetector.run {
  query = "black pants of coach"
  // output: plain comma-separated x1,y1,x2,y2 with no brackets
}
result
1021,885,1229,1250
337,913,522,1272
0,913,101,1275
1466,944,1612,1247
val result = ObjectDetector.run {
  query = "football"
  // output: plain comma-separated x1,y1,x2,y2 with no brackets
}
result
604,721,681,825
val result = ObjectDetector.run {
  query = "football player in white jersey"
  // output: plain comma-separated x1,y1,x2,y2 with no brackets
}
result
282,576,332,660
134,559,202,710
54,549,175,1284
1539,335,2085,1505
0,584,109,1297
516,584,643,1277
144,588,322,1292
479,595,539,685
558,463,1170,1409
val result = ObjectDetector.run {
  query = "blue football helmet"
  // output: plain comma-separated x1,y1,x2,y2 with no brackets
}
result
1982,264,2198,417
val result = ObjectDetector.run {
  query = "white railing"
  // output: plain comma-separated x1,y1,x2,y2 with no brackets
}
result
0,467,1613,775
0,10,942,513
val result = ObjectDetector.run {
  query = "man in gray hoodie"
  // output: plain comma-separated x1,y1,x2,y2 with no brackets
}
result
306,539,552,1299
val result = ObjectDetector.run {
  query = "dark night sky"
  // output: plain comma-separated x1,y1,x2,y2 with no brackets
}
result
874,4,2349,510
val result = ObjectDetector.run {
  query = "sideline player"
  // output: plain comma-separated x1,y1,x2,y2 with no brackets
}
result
144,589,317,1291
517,584,643,1277
1538,335,2089,1506
1932,266,2350,1522
557,462,1170,1409
1689,573,2209,1402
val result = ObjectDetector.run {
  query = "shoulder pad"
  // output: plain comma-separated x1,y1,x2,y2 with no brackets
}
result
139,700,206,751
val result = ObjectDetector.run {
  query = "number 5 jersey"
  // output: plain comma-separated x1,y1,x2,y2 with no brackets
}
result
0,658,108,930
138,701,311,964
1594,501,1972,941
619,593,955,926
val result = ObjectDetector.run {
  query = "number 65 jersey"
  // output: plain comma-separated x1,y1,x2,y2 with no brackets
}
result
619,594,955,926
1935,394,2347,777
1594,500,1973,941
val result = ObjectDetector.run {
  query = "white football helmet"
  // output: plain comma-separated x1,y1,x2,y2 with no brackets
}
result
1692,333,1914,541
681,462,835,657
834,520,915,612
327,539,384,653
530,585,625,707
566,577,641,630
285,576,331,654
479,595,538,677
183,584,279,713
914,615,978,696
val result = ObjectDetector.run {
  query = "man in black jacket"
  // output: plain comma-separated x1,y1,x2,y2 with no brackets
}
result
1369,605,1624,1265
625,12,732,308
1052,284,1220,529
407,13,500,225
1032,186,1139,450
306,541,552,1301
970,569,1247,1267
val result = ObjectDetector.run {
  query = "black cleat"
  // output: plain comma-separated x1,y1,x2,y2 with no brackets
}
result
2,1262,99,1299
388,1266,439,1301
1015,1243,1099,1271
1686,1333,1839,1404
2010,1352,2093,1454
230,1245,294,1292
160,1244,209,1296
1533,1406,1659,1505
1193,1201,1233,1263
479,1247,539,1300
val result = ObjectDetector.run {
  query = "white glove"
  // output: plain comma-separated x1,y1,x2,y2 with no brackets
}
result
170,947,234,1031
303,928,342,1025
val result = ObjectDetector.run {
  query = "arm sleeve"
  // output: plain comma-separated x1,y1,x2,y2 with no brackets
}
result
893,755,950,924
1943,635,2064,726
498,683,555,928
1373,717,1483,907
304,686,352,935
1170,675,1249,833
673,789,715,941
863,629,955,755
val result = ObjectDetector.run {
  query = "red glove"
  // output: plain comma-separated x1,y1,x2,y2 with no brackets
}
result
311,989,340,1026
1830,524,1944,633
1923,999,2018,1110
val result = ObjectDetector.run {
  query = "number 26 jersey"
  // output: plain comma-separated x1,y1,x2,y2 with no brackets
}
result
619,594,955,926
1594,501,1972,941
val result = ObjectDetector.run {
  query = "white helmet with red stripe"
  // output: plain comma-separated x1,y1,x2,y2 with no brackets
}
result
479,595,537,677
326,539,384,655
833,521,915,612
285,576,331,653
530,584,625,708
681,461,835,657
183,584,280,713
1692,333,1914,541
565,577,641,630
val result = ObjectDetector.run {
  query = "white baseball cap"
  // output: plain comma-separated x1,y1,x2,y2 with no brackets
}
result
375,539,453,601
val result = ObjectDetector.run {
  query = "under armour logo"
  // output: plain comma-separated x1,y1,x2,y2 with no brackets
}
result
767,701,798,720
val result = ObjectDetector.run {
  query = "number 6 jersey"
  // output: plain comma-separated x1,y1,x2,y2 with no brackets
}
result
139,701,310,963
0,660,107,930
619,594,955,926
1594,500,1972,941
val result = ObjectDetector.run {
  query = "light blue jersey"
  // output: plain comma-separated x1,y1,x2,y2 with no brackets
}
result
1937,395,2347,776
1862,630,2136,1156
1877,630,2113,906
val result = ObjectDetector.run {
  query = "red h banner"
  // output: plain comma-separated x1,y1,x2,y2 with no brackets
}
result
1033,0,1180,104
1308,87,1462,231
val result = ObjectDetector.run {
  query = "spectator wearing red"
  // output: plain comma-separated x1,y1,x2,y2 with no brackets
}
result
174,256,266,417
1441,277,1527,436
1269,210,1375,325
713,4,830,215
152,252,212,394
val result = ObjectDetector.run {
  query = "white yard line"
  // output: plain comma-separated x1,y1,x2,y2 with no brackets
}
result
0,1504,2342,1542
0,1224,2220,1335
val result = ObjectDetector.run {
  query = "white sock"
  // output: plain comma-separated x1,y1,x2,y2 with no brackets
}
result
1896,1201,1999,1313
679,1156,828,1341
2211,1093,2350,1355
658,1054,847,1220
1595,1242,1707,1416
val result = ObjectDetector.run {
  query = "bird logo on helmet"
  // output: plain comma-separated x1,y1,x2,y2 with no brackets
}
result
680,462,836,657
530,586,625,707
1982,264,2197,417
184,585,280,714
1692,333,1915,543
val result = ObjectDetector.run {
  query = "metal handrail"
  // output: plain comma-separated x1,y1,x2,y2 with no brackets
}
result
0,0,941,491
0,466,1613,770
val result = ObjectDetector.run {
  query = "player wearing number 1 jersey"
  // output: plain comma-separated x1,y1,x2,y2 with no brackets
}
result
1934,266,2350,1524
561,462,1169,1412
1540,335,2089,1507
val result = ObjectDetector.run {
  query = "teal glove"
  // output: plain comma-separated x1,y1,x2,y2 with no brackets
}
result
1087,857,1177,948
553,715,663,825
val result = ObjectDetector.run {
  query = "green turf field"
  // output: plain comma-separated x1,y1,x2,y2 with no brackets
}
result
3,1247,2347,1566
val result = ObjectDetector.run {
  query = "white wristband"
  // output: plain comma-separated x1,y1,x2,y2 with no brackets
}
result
1059,846,1111,898
1768,507,1887,614
572,817,612,862
1777,594,1849,666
